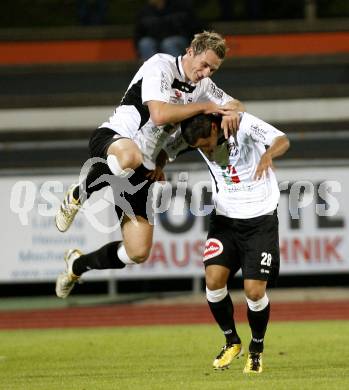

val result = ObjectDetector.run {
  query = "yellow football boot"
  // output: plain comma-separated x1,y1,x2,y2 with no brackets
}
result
213,343,243,369
243,352,263,374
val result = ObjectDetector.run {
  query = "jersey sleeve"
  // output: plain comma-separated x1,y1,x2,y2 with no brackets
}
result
163,128,194,162
240,112,285,146
197,78,234,105
141,59,172,104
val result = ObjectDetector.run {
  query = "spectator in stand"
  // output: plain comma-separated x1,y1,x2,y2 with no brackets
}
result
134,0,202,61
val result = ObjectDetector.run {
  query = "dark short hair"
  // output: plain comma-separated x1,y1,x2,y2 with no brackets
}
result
181,114,222,146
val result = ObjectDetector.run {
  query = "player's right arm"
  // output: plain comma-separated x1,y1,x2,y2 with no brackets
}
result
147,100,228,126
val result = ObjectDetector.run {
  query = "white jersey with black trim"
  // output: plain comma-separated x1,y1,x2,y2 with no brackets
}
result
202,112,285,218
164,112,285,219
99,53,234,169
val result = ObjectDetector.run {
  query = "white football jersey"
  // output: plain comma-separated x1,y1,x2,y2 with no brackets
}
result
165,112,285,219
99,53,234,169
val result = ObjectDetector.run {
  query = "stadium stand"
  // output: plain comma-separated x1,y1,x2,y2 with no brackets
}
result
0,15,348,169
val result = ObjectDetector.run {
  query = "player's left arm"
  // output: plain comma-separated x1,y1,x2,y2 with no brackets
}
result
255,135,290,180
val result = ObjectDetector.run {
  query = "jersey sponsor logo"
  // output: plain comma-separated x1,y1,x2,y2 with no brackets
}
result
209,83,224,100
174,89,182,98
203,238,223,261
251,123,267,142
170,89,184,104
160,71,170,93
222,165,240,184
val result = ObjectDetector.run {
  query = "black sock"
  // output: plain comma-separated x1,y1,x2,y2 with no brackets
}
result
247,303,270,353
73,162,112,201
72,241,126,276
207,294,240,345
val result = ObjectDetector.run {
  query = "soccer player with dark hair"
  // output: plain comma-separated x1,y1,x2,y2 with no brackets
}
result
176,112,290,373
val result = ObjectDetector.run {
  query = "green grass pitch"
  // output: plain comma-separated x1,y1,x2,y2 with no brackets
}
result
0,321,348,390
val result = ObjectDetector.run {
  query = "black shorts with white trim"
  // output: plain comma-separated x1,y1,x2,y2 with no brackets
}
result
203,210,280,285
89,127,128,159
88,127,154,222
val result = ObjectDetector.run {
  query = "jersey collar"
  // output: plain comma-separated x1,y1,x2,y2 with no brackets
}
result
176,56,185,80
176,56,197,92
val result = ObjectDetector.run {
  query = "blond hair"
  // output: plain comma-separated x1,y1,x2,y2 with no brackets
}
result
190,31,226,59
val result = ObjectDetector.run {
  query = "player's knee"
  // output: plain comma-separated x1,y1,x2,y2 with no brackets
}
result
128,247,151,264
130,254,149,264
118,150,142,170
244,288,265,302
108,147,142,171
205,275,226,291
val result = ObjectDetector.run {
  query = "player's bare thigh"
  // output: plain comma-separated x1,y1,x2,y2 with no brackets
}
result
205,264,231,290
107,138,143,170
120,214,153,264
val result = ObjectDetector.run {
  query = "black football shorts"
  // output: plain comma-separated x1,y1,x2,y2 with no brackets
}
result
88,127,154,222
203,210,280,284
